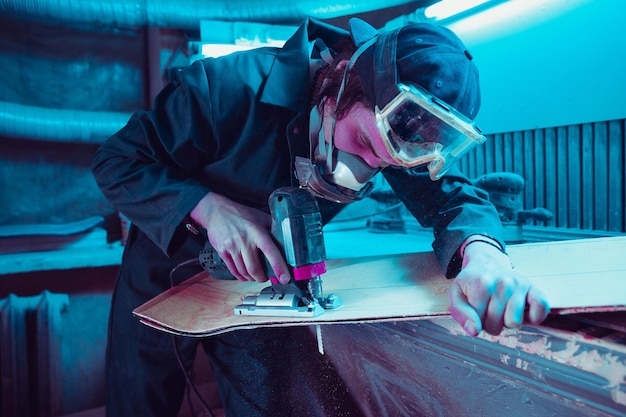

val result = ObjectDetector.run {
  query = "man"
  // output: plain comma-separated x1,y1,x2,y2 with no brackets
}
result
93,17,549,417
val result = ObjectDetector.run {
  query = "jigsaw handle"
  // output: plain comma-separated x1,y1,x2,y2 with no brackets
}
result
198,243,239,280
199,242,276,281
198,187,326,284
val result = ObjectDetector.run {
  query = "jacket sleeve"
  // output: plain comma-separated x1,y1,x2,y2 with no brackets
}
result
382,165,505,278
92,61,217,256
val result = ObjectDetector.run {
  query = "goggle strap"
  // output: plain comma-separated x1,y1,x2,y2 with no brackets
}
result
337,37,377,106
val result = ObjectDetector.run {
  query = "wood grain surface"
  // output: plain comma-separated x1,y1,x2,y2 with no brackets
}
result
133,236,626,336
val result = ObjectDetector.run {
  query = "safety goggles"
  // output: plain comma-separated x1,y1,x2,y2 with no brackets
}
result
376,83,486,180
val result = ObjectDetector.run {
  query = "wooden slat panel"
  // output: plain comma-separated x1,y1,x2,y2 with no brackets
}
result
608,120,624,232
512,131,524,176
461,118,625,234
544,128,557,226
593,122,609,231
556,127,569,228
522,130,535,224
493,133,505,172
566,125,582,229
534,129,547,224
503,132,514,172
581,123,595,230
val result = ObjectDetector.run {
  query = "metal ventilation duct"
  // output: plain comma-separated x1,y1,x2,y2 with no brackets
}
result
0,101,131,144
0,0,416,29
0,0,418,143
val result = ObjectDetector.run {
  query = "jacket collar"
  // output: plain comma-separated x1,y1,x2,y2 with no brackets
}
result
261,18,350,112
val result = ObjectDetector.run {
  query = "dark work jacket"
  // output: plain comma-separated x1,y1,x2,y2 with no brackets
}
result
92,18,504,282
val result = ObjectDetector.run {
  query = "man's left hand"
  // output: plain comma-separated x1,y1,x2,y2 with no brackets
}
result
448,240,550,336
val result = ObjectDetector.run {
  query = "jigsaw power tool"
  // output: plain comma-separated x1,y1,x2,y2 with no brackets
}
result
198,187,342,318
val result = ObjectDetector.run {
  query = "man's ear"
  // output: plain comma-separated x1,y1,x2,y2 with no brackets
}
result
319,59,349,92
322,97,336,118
319,98,337,146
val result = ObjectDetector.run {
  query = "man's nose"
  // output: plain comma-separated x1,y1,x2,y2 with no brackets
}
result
362,152,386,169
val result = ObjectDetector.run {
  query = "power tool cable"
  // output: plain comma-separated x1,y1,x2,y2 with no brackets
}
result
169,257,216,417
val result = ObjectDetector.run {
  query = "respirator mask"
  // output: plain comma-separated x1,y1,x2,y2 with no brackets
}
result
294,105,380,204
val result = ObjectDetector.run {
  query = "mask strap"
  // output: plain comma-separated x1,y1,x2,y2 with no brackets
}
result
313,38,335,64
310,39,337,174
308,104,323,158
323,37,378,175
309,99,336,177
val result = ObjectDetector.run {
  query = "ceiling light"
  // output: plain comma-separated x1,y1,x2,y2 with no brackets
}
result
425,0,492,21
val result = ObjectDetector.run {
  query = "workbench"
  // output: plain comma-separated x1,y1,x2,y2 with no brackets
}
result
316,227,626,416
317,314,626,417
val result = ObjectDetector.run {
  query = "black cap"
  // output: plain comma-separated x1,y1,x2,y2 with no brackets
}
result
349,18,481,120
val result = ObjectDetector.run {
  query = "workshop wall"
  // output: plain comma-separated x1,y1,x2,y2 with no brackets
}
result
448,0,626,236
452,0,626,134
460,118,626,235
0,16,145,227
0,16,146,416
3,0,624,233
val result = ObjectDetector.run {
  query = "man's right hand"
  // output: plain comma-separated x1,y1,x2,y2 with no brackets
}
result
189,192,291,283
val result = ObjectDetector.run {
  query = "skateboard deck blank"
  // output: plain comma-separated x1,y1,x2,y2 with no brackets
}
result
133,236,626,336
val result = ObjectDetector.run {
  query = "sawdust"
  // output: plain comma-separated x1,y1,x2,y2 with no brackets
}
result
431,284,450,297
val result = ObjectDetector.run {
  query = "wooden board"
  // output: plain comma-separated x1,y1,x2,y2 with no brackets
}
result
133,236,626,336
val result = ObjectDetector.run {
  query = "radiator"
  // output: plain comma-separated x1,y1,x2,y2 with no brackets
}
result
0,291,69,417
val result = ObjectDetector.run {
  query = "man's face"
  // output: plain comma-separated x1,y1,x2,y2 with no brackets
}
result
322,102,398,170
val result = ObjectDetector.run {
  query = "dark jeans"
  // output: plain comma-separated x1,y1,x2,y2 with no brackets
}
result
105,227,362,417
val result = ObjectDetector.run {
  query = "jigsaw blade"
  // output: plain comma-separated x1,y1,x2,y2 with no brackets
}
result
234,285,324,317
